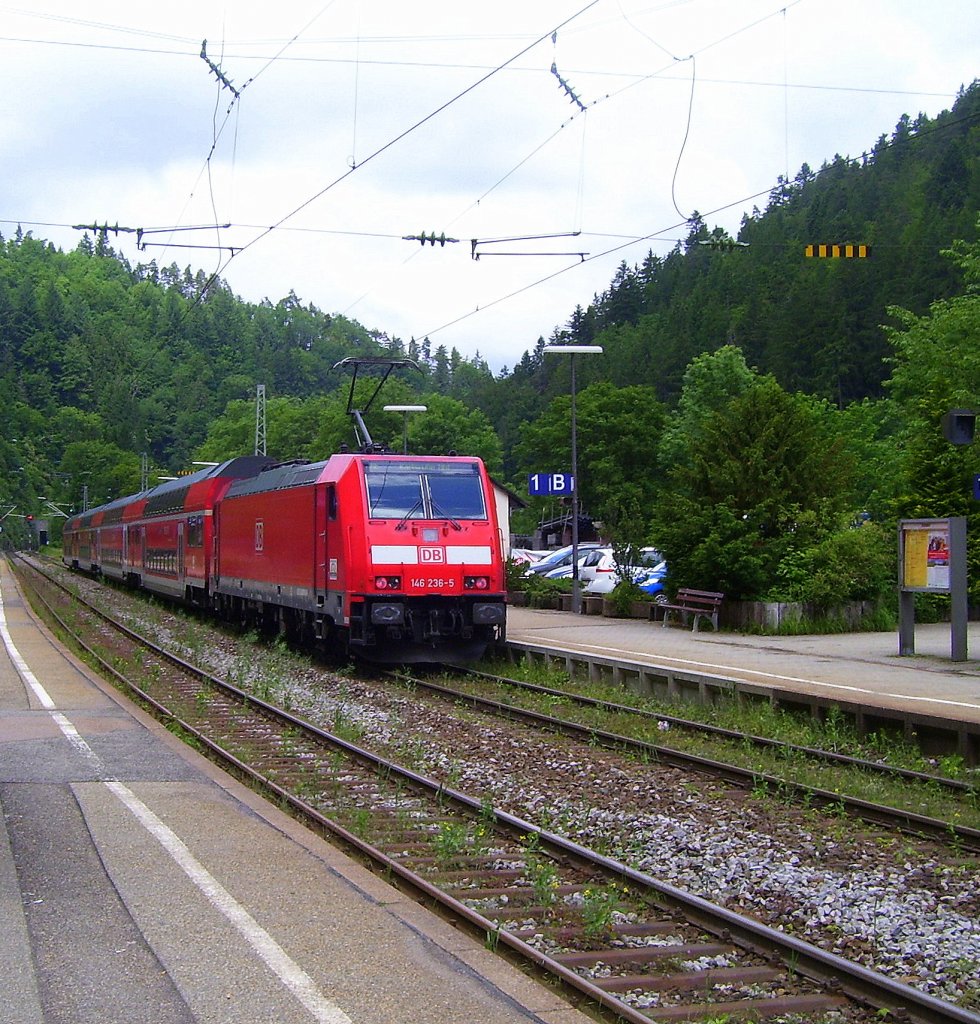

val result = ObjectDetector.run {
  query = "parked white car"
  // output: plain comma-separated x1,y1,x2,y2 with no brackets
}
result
582,547,663,594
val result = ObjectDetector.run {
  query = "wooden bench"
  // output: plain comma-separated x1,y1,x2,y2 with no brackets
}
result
653,588,724,632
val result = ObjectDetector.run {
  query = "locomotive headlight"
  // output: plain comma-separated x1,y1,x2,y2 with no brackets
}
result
375,575,401,590
464,576,489,590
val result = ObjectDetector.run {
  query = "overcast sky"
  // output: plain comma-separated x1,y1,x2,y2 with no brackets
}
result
2,1,976,371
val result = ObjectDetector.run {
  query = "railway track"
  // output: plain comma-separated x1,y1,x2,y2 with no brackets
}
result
464,668,979,796
14,556,980,1024
386,668,980,853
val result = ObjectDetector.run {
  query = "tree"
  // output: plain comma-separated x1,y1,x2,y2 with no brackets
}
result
515,383,667,535
196,394,344,463
399,394,503,474
658,345,756,470
427,344,449,393
830,397,904,520
884,224,980,592
649,375,855,600
60,440,142,506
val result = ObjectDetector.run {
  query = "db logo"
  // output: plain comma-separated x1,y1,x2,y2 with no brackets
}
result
419,546,445,563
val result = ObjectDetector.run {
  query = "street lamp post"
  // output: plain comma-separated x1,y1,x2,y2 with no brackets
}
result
543,344,602,613
383,405,427,454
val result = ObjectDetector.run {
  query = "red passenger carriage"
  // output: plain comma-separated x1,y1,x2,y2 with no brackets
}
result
64,456,273,602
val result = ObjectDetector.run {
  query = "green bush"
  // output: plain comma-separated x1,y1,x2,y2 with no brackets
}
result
607,579,646,616
911,592,951,623
655,500,774,600
518,571,572,601
505,556,530,592
771,522,895,606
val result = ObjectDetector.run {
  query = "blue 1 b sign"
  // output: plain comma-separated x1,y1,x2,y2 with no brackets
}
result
528,472,574,496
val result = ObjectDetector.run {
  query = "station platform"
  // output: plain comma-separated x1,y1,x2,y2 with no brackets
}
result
0,561,590,1024
505,607,980,755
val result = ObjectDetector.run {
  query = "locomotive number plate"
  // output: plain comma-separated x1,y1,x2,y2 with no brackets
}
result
410,577,456,589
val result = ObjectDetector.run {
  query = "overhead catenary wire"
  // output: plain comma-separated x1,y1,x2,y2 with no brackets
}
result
14,216,653,247
70,221,231,251
184,0,603,308
229,4,602,255
138,243,242,254
670,53,697,222
43,92,974,343
415,187,773,341
27,86,976,267
199,39,240,97
782,5,790,184
347,2,792,323
166,4,339,274
359,0,804,293
1,28,955,101
0,0,952,106
348,0,362,168
412,96,980,345
344,19,598,316
470,231,586,260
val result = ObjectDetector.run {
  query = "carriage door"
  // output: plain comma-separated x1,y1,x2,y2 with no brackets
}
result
211,506,220,587
177,521,185,584
314,484,329,596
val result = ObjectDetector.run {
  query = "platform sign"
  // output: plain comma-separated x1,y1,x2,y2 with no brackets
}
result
898,517,967,661
527,472,574,497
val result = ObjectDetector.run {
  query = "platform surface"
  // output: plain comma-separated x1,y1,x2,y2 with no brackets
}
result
507,606,980,725
0,560,590,1024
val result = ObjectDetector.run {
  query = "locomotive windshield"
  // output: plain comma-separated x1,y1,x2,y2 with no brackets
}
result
365,460,487,521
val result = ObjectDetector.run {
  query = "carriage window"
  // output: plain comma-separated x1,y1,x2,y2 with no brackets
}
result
364,461,487,521
186,515,204,547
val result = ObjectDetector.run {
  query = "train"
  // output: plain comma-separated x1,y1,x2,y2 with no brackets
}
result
61,450,508,663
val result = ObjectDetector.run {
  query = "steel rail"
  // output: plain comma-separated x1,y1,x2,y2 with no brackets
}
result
463,667,978,795
13,563,673,1024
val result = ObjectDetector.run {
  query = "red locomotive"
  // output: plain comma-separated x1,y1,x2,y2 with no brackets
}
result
62,449,507,662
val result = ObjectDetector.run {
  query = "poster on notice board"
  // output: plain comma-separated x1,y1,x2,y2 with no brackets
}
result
900,519,951,591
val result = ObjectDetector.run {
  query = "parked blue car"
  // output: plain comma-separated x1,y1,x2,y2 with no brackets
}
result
636,561,668,602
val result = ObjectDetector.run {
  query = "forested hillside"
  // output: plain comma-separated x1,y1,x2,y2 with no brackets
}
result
2,82,979,598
